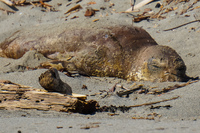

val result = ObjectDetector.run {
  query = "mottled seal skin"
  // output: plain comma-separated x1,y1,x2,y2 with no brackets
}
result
0,26,188,82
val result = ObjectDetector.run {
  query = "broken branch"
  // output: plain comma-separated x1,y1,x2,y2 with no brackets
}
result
128,96,180,108
163,19,200,31
64,4,82,14
0,0,13,6
126,0,154,12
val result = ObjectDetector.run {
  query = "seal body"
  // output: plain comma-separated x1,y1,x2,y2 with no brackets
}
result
0,26,188,82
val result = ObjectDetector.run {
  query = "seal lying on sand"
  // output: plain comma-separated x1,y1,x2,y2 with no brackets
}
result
0,25,188,82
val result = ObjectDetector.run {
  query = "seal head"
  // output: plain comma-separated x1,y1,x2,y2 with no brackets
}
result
128,45,188,82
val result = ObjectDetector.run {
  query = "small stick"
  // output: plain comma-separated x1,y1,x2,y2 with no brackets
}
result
130,0,135,11
64,4,82,14
126,0,154,12
132,117,154,120
39,0,52,7
108,83,117,92
116,85,143,97
128,96,180,108
0,0,13,6
164,20,200,31
0,7,15,13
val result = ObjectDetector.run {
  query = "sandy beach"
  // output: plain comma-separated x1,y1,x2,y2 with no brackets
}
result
0,0,200,132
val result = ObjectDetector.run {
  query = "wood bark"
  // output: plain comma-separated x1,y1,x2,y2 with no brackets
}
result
0,80,97,114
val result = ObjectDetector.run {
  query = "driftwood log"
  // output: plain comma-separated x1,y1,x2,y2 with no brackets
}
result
0,80,98,114
39,68,72,95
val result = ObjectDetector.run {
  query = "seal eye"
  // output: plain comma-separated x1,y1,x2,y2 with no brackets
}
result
152,65,160,69
147,58,164,71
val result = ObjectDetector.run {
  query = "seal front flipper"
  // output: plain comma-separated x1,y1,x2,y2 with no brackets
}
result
40,60,89,77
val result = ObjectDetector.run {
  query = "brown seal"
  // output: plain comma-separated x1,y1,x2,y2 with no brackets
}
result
0,25,188,82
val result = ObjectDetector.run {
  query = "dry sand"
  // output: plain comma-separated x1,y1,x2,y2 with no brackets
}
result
0,0,200,132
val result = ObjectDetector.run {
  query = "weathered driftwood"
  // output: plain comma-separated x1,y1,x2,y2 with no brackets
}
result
0,80,97,114
39,68,87,100
39,68,73,95
0,0,13,6
126,0,154,12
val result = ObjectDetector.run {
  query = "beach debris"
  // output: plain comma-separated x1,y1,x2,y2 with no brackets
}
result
155,2,162,8
84,7,95,17
66,2,71,6
150,105,172,109
163,19,200,31
126,0,155,12
80,122,100,129
129,96,180,108
108,83,117,92
39,68,73,95
39,68,87,100
64,4,82,18
0,0,13,6
71,93,87,101
92,19,99,22
144,8,152,12
64,4,82,14
108,113,119,116
0,7,16,14
39,0,52,7
132,116,155,120
70,15,79,19
133,15,150,22
148,79,199,94
82,84,88,90
123,0,199,21
76,0,82,4
0,80,97,114
132,112,161,120
13,0,51,6
1,0,58,12
151,0,199,20
56,126,63,129
129,0,135,12
116,84,143,97
109,1,114,8
87,1,96,5
97,105,131,113
98,96,178,113
57,3,62,6
112,79,199,96
80,126,90,129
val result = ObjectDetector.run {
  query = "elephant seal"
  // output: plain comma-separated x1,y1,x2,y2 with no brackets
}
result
0,25,188,82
